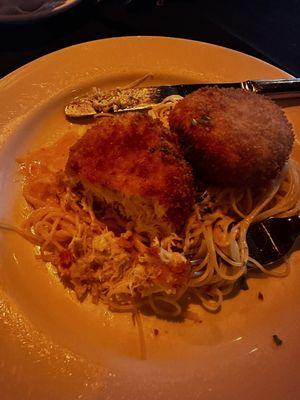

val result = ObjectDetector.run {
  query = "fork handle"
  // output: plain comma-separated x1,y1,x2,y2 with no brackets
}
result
247,78,300,99
161,79,300,100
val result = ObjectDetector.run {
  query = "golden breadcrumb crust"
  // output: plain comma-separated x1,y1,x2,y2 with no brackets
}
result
169,88,294,186
66,113,195,228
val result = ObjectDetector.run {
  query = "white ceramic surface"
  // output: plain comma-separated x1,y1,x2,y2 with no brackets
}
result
0,36,300,400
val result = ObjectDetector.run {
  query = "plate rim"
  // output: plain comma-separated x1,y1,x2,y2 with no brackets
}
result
0,35,292,82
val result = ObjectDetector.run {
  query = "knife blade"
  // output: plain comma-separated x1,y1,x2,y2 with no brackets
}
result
65,78,300,118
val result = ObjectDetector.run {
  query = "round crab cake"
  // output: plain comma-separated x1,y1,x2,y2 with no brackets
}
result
169,87,294,186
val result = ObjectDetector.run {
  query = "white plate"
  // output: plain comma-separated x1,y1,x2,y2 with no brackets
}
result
0,36,300,400
0,0,81,22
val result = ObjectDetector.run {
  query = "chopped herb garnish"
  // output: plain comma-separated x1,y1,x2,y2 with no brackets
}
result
160,145,171,154
240,275,249,291
273,334,283,346
191,115,211,127
195,190,208,203
198,114,211,125
258,292,264,301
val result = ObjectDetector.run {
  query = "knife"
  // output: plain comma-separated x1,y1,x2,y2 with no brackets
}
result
65,78,300,118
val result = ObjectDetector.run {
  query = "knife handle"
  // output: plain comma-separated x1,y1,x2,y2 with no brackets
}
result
245,78,300,99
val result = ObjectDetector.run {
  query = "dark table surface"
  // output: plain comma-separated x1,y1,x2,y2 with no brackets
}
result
0,0,299,79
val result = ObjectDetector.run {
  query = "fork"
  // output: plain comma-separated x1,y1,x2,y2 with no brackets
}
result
65,78,300,118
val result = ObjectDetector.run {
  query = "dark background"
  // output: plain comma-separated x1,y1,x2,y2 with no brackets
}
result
0,0,299,79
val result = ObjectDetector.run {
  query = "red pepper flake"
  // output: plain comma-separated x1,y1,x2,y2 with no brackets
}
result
258,292,264,301
153,328,159,336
